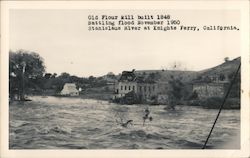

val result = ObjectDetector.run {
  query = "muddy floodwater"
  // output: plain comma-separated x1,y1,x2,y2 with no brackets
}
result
9,96,240,149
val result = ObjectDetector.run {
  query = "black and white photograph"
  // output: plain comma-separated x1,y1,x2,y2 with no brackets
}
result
1,1,250,158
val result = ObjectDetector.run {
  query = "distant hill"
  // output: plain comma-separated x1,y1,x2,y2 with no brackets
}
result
196,57,241,81
135,70,198,83
132,57,240,83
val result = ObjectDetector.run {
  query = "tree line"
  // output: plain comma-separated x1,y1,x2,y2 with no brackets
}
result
9,50,111,101
9,49,240,104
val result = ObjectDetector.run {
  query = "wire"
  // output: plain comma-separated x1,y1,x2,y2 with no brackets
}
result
202,63,241,149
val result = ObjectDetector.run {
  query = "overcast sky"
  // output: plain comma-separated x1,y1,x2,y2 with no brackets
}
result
10,10,240,77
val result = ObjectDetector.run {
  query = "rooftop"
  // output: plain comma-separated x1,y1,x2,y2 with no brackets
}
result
118,70,137,82
118,69,156,84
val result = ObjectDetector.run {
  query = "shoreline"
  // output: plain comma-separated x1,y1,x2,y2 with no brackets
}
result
10,94,240,110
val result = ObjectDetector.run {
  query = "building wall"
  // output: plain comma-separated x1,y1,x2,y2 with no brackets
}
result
193,83,227,99
115,82,137,98
137,83,158,99
61,90,79,96
114,81,159,100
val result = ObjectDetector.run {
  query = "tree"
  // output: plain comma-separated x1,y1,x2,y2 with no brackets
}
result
44,73,52,79
59,72,70,78
88,76,96,82
165,75,184,110
9,50,45,100
107,72,115,78
168,61,187,71
51,73,57,78
224,57,230,62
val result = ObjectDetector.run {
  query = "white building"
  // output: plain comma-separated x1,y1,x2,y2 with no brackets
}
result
114,70,158,100
60,83,79,96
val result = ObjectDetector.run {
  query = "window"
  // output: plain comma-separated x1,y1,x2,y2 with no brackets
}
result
139,86,142,92
144,86,147,92
129,86,131,90
121,86,123,90
125,86,127,90
133,86,135,91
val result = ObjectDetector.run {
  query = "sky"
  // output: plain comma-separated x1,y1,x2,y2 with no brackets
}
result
10,10,240,77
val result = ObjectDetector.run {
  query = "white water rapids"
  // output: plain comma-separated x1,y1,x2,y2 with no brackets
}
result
9,96,240,149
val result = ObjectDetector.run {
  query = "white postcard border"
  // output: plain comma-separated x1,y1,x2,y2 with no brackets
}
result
1,1,249,158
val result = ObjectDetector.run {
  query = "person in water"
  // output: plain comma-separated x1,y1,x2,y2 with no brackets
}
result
121,120,133,128
143,107,153,126
116,118,133,128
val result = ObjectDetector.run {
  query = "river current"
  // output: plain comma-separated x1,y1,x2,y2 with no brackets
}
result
9,96,240,149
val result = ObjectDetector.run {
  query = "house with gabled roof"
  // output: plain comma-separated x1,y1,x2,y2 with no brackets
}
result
60,83,79,96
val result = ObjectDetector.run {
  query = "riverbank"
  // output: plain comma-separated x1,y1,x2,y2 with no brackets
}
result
186,97,240,109
14,93,240,110
22,90,113,101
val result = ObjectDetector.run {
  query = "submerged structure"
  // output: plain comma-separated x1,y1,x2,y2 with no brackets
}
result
192,82,229,99
192,73,230,99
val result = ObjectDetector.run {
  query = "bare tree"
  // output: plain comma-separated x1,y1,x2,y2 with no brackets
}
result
167,61,188,71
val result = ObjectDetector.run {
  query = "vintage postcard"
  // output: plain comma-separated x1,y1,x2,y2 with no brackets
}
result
0,1,249,158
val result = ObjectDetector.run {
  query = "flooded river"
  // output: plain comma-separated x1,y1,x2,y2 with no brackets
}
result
9,96,240,149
